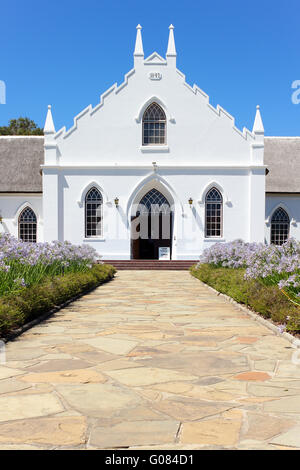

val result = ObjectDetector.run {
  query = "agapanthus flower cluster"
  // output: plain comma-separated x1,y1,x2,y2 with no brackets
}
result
0,234,100,295
198,238,300,306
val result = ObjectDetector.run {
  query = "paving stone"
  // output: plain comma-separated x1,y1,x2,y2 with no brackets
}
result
236,337,259,344
5,349,45,361
0,416,86,446
253,360,277,372
149,381,193,394
270,426,300,448
20,368,107,384
0,367,25,380
0,378,31,395
71,350,118,364
248,383,300,398
182,386,237,402
152,396,235,421
96,359,145,371
0,394,64,422
275,362,300,379
181,409,243,446
26,359,93,373
243,412,295,440
56,383,144,417
136,352,249,377
90,420,179,448
194,377,224,386
264,397,300,413
234,372,271,382
105,367,198,386
80,336,139,355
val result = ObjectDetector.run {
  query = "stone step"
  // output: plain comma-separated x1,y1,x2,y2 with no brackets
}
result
102,260,198,270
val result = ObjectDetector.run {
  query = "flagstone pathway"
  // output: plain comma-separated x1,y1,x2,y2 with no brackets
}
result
1,270,300,450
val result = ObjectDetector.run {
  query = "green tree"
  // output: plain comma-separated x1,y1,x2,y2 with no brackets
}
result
0,117,43,135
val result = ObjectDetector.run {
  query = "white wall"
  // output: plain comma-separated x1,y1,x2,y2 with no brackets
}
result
43,167,264,259
265,194,300,243
0,194,43,241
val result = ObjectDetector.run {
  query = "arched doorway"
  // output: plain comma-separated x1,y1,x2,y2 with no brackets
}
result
131,188,173,260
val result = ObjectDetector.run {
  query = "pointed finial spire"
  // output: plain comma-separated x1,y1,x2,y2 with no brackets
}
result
166,24,177,57
253,105,264,135
134,24,144,57
44,105,55,135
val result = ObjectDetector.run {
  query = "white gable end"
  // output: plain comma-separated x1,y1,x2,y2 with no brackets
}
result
40,25,266,259
49,32,259,168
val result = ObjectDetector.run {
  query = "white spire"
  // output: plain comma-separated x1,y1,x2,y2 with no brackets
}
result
253,105,264,134
44,105,55,135
134,24,144,57
166,24,176,56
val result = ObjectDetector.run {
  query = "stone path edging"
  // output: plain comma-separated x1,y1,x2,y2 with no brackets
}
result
1,283,112,344
197,279,300,349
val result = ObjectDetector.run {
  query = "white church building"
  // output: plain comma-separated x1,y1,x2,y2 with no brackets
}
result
0,25,299,260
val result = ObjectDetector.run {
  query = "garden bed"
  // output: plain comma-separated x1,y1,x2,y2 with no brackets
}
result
0,263,115,340
190,239,300,335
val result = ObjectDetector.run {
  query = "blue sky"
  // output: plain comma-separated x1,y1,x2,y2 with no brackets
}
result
0,0,299,135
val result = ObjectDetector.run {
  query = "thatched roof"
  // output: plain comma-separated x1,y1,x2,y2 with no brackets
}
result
0,137,43,192
0,136,299,194
265,137,300,193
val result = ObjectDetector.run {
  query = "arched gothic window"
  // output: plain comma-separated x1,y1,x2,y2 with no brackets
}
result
205,188,223,238
271,207,290,245
85,187,103,237
19,207,37,243
142,103,166,146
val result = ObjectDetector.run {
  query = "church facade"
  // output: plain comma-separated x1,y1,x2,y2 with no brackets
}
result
0,25,299,260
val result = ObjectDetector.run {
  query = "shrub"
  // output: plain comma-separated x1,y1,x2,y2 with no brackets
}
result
0,263,115,339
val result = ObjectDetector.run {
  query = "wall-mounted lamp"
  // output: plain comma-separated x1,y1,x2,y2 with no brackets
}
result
114,197,119,208
188,197,193,207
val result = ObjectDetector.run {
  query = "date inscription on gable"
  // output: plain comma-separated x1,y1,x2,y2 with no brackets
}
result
149,72,162,81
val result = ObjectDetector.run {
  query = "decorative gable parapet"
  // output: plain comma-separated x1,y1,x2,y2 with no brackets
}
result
54,69,135,141
178,69,256,143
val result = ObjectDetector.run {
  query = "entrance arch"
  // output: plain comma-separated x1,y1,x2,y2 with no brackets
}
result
131,188,173,260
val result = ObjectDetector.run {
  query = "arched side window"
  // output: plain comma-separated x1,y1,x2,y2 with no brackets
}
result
271,207,290,245
85,187,103,238
19,207,37,243
205,188,223,238
142,103,166,146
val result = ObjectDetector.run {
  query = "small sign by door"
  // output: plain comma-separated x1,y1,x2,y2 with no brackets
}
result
159,247,170,260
